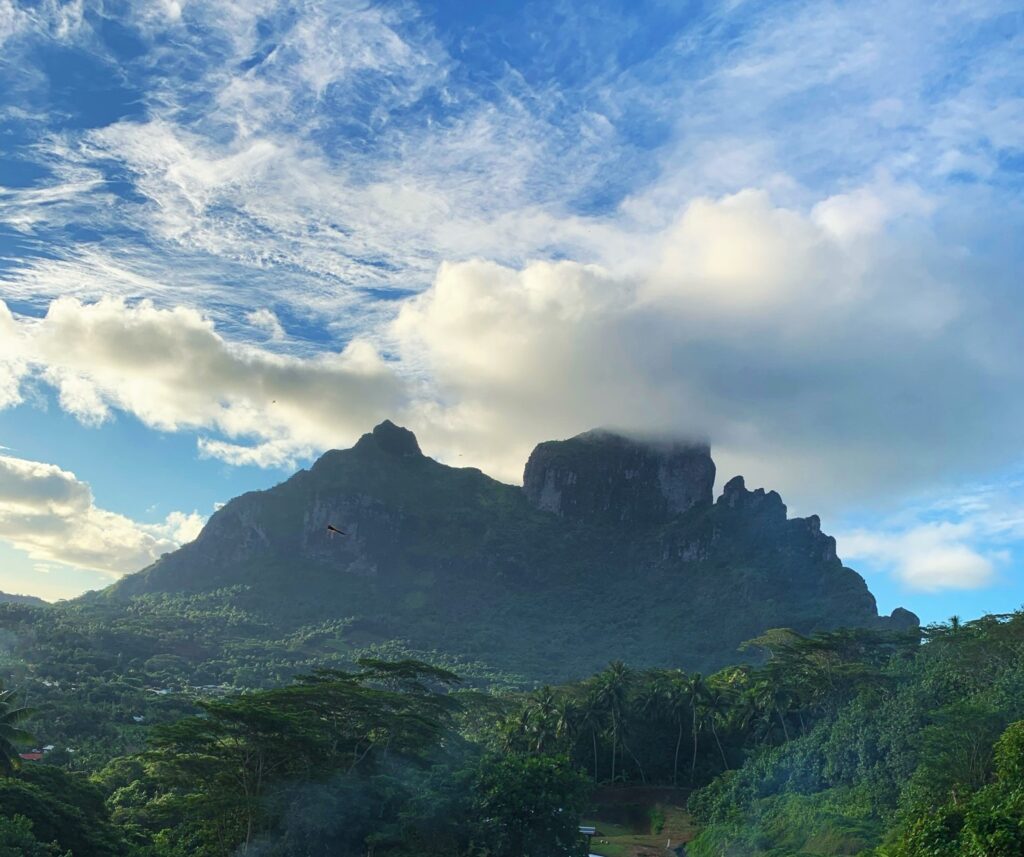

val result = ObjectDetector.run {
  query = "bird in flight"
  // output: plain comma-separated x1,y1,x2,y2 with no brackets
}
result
326,524,347,537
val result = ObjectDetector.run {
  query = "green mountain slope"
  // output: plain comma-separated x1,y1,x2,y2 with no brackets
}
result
100,421,916,681
0,591,48,607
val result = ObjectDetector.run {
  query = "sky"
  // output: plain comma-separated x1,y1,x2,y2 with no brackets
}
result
0,0,1022,622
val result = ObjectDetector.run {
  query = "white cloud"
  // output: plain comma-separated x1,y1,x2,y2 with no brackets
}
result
0,0,30,49
840,522,997,592
151,510,205,545
391,187,1022,501
836,475,1024,591
0,0,86,47
2,175,1022,510
1,296,406,469
811,177,934,242
0,453,203,576
6,0,1017,325
0,301,27,410
245,308,285,340
283,1,439,97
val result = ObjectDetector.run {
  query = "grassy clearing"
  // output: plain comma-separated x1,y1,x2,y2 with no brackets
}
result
583,787,697,857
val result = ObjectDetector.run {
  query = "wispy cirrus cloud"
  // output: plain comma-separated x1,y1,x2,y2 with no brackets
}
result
0,0,85,48
1,0,1016,325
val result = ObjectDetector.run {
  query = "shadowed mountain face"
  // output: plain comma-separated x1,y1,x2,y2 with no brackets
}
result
104,420,917,681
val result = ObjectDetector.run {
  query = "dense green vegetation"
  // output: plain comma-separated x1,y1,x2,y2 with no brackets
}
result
0,592,48,608
0,593,521,770
2,603,1022,855
0,658,588,856
685,613,1024,855
449,611,1024,855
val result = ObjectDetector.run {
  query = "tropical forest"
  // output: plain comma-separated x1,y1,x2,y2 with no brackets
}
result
1,592,1023,856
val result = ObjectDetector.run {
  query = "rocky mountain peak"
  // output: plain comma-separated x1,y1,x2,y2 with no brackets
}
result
888,607,920,630
522,429,715,524
353,420,423,458
718,475,787,520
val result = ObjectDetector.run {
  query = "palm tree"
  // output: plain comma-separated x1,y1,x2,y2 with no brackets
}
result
751,678,791,742
525,686,559,754
575,689,605,783
554,696,577,746
685,672,708,783
651,671,692,786
733,684,768,744
702,686,733,770
595,661,630,783
0,683,34,777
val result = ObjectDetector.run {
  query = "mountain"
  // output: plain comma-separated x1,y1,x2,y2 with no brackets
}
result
0,591,48,607
102,421,917,681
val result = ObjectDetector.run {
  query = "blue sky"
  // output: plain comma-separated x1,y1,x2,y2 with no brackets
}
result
0,0,1023,623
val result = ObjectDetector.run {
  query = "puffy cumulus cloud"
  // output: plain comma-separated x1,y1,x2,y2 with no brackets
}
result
839,523,998,592
245,308,286,340
646,189,839,313
810,179,935,242
0,454,202,576
394,187,1024,504
0,457,91,516
392,258,653,479
1,296,407,468
158,510,205,545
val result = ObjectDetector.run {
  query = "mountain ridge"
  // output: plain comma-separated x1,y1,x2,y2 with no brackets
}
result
98,421,917,681
0,591,48,607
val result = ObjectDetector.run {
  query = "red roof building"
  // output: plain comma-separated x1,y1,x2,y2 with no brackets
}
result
19,752,44,762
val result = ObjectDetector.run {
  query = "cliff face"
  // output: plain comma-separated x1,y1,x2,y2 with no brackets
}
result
105,422,918,680
523,430,715,524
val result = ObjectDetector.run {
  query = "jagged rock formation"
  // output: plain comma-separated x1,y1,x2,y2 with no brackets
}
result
104,421,918,680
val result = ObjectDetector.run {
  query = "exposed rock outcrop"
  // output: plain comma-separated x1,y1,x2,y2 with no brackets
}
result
352,420,423,458
523,430,715,524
